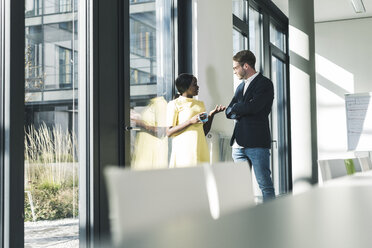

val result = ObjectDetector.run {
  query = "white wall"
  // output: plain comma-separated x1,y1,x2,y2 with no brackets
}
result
272,0,289,17
193,0,233,137
195,0,319,191
315,18,372,159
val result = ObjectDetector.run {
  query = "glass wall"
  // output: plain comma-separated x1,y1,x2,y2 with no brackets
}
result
129,0,174,170
0,0,3,245
24,0,79,246
232,29,247,60
248,7,263,73
270,22,286,52
271,56,286,194
270,19,290,194
232,0,245,20
232,28,247,91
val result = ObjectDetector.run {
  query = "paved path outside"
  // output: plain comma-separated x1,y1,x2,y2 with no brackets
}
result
25,218,79,248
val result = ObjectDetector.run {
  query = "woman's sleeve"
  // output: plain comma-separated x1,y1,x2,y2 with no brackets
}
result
201,101,206,113
166,101,178,127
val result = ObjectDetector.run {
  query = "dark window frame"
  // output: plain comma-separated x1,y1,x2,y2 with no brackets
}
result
1,0,26,247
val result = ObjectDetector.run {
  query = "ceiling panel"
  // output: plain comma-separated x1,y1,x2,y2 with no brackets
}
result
315,0,372,22
272,0,372,22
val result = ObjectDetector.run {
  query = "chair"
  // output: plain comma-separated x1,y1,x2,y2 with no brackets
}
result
318,159,348,182
358,156,372,171
351,158,363,172
104,166,211,245
210,162,254,214
319,158,364,184
104,162,255,245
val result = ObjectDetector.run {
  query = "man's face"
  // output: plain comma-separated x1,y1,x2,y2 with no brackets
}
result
233,61,248,80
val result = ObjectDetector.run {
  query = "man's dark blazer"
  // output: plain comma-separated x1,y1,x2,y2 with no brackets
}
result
225,73,274,148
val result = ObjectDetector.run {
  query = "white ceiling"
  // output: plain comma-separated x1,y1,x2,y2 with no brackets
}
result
315,0,372,22
272,0,372,22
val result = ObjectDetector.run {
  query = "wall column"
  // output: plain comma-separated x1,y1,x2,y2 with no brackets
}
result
288,0,318,192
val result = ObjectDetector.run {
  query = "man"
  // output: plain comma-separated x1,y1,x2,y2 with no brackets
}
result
225,50,275,201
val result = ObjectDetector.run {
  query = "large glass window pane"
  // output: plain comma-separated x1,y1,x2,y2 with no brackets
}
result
248,7,263,72
271,55,286,194
232,29,248,91
232,28,247,56
270,22,286,52
232,0,245,20
25,0,43,17
129,0,173,170
24,0,79,246
0,1,2,245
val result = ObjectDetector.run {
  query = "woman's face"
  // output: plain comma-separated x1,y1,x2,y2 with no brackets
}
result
185,78,199,97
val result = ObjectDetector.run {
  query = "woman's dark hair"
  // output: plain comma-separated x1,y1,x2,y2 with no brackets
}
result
175,73,196,97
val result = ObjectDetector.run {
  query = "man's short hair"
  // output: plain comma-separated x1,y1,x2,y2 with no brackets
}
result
233,50,256,70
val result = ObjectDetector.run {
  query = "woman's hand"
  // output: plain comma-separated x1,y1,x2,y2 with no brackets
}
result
130,109,142,126
167,113,202,137
209,105,226,117
190,113,202,124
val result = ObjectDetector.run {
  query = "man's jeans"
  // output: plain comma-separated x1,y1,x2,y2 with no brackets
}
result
232,147,275,201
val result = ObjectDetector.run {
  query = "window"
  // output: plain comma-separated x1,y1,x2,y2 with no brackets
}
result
270,21,286,52
128,0,174,170
248,7,263,72
59,0,73,13
233,28,247,56
59,46,78,88
232,0,246,20
24,0,80,246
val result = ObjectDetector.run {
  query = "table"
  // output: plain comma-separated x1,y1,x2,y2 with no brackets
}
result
323,170,372,187
120,184,372,248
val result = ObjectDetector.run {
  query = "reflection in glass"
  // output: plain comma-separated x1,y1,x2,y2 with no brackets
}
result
129,0,173,170
248,7,263,72
24,0,79,247
232,0,245,20
270,23,286,52
131,96,168,170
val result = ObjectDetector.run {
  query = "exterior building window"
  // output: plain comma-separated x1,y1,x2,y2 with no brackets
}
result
25,27,44,91
24,0,79,246
58,46,77,88
25,0,43,17
59,0,73,13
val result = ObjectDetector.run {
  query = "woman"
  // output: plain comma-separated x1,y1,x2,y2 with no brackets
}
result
166,73,226,167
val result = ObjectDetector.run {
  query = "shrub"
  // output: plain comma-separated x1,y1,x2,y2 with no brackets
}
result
24,124,79,222
24,181,79,221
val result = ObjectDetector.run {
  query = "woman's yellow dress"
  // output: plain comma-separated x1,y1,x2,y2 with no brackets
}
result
167,96,209,167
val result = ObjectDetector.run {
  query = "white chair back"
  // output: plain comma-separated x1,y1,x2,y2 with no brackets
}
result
318,159,348,182
358,157,372,171
105,162,255,245
351,158,362,172
211,162,254,214
104,166,210,245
